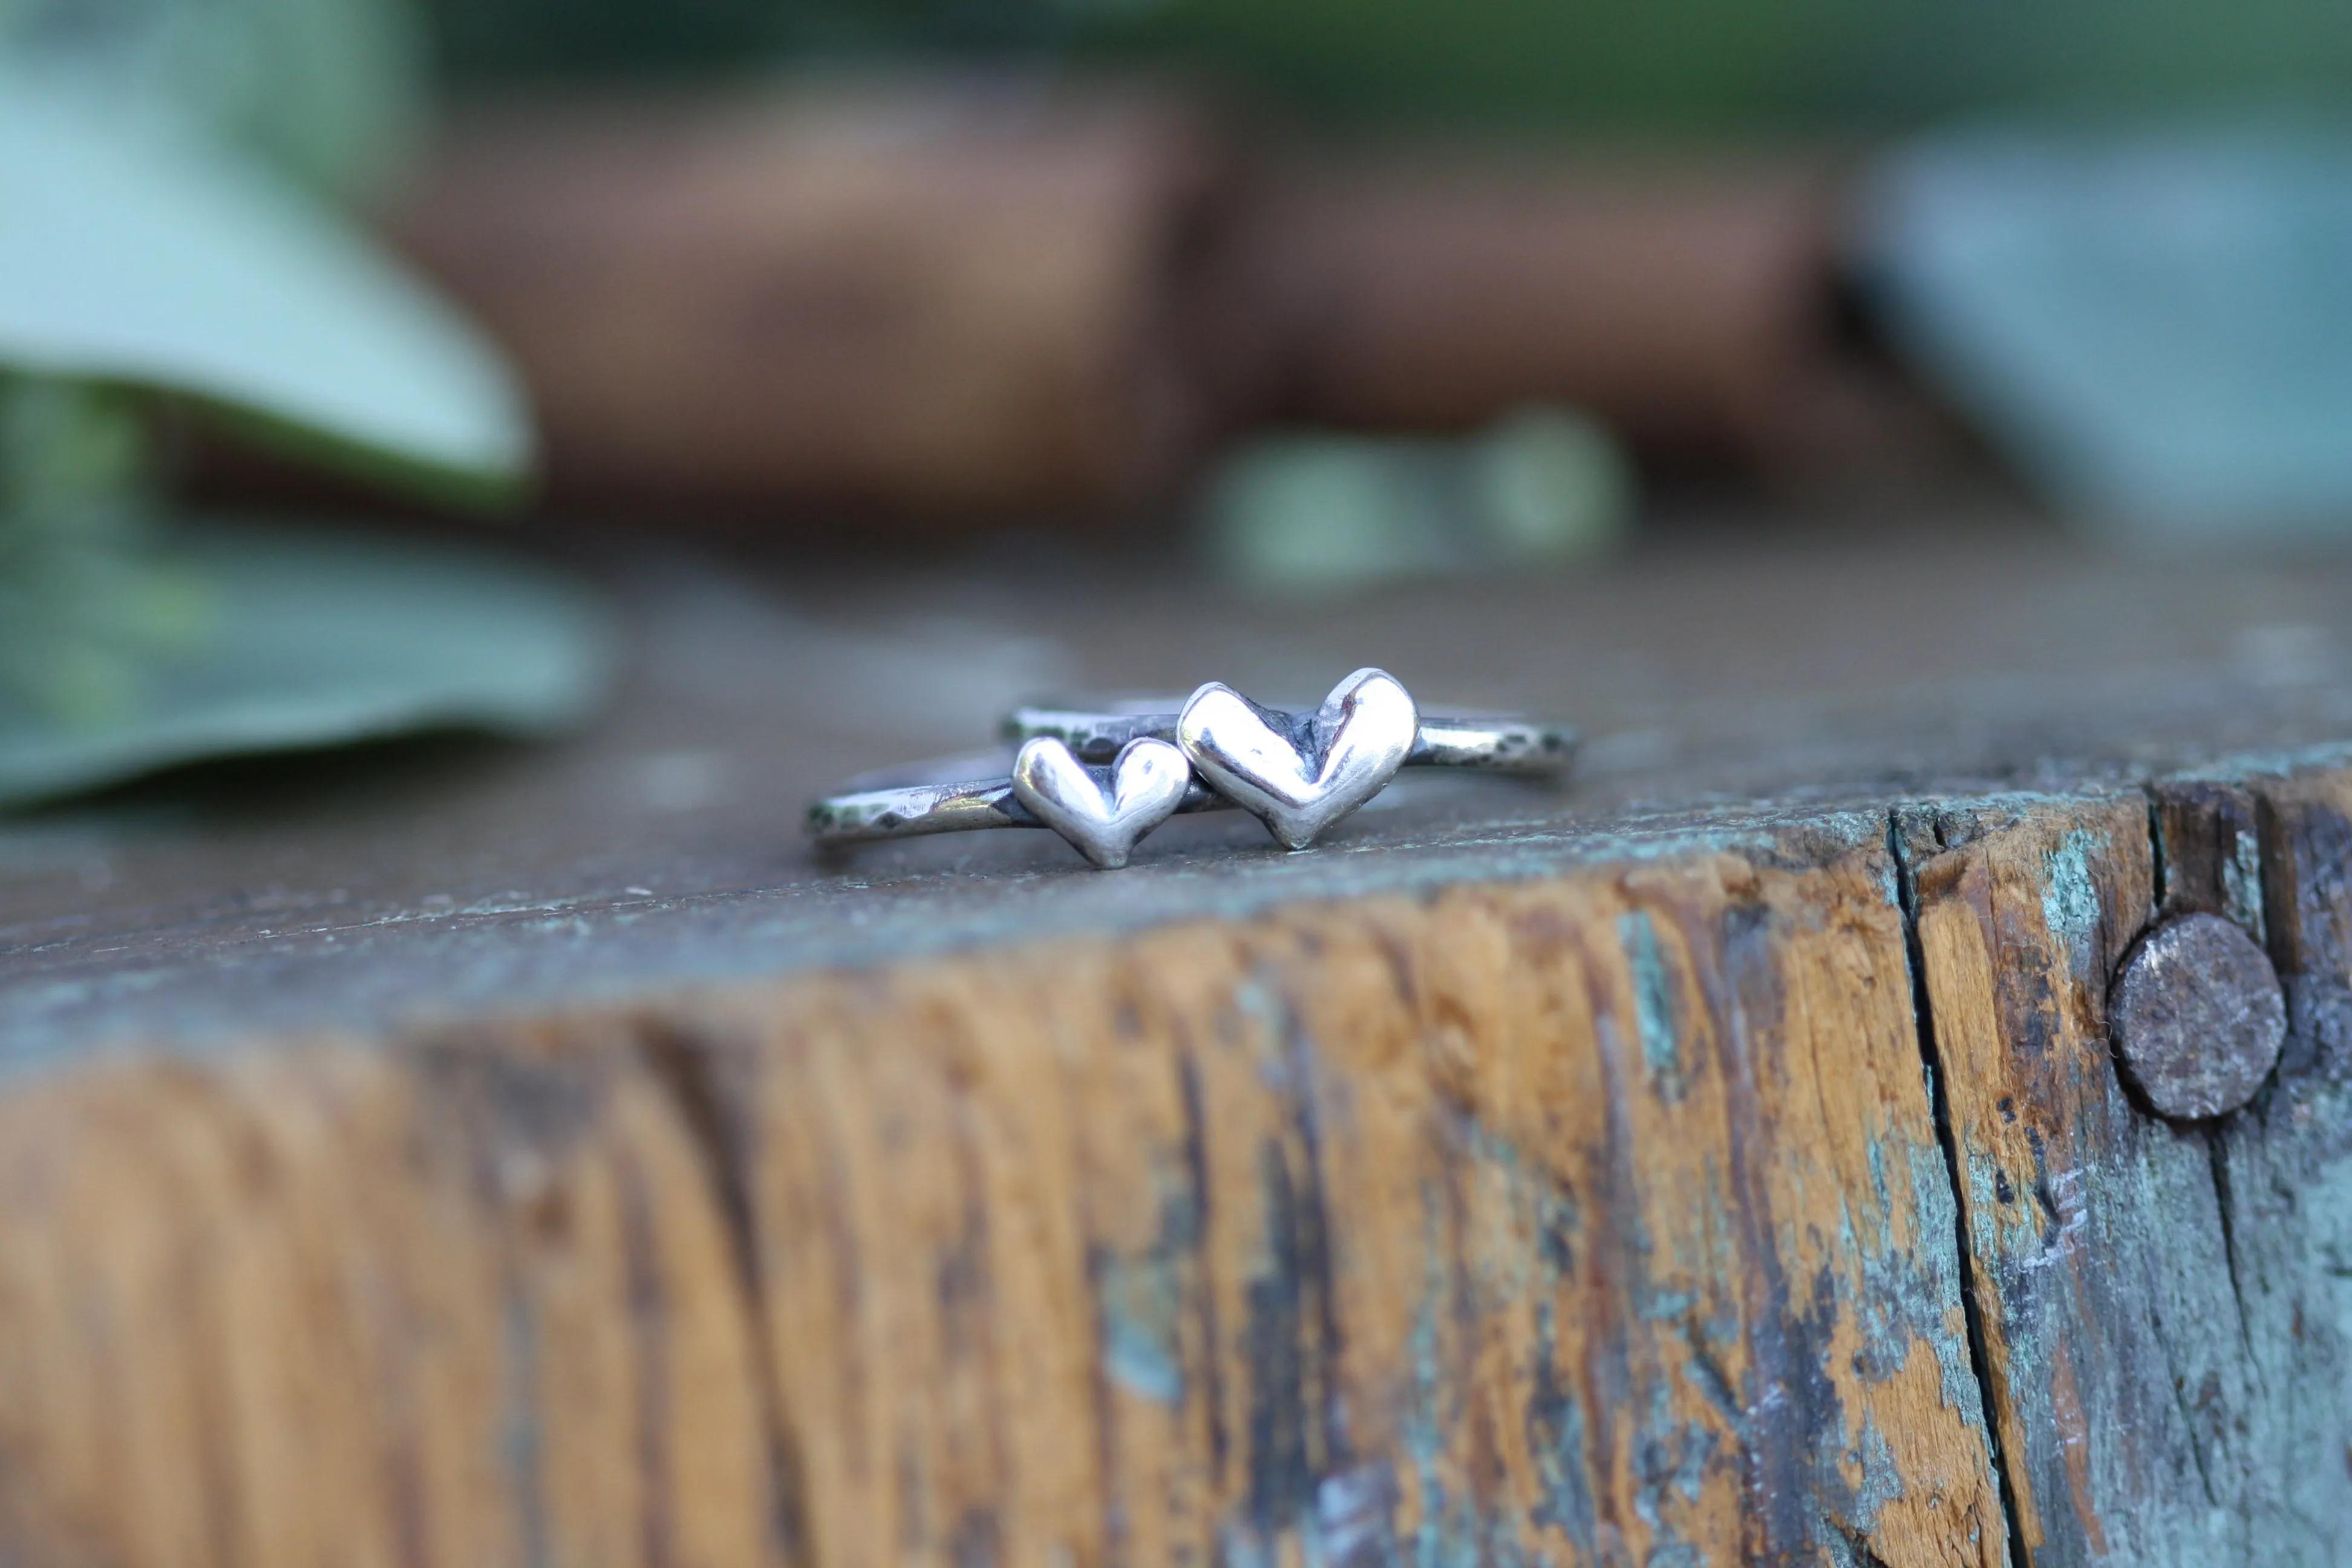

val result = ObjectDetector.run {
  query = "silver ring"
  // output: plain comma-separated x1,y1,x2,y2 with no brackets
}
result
808,668,1573,868
1003,697,1573,776
806,739,1233,869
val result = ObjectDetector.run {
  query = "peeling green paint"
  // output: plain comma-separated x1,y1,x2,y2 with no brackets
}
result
2224,829,2264,937
1097,1240,1187,1404
1402,1185,1481,1568
1903,1144,1989,1416
1526,1298,1595,1560
1851,1416,1904,1530
1630,1372,1714,1552
1093,1145,1204,1406
2041,828,2105,982
1618,910,1687,1104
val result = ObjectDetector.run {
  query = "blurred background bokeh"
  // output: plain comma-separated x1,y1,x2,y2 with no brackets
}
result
8,0,2352,802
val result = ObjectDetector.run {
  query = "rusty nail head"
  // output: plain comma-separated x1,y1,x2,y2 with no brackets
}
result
2109,912,2285,1121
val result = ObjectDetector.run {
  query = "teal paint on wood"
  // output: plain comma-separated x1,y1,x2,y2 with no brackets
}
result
1135,823,2012,1564
2201,773,2352,1564
1618,909,1687,1105
1906,794,2264,1567
2041,826,2108,987
1906,779,2352,1566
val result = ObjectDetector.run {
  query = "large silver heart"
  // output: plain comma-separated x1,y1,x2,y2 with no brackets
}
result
1177,668,1417,850
1012,736,1189,869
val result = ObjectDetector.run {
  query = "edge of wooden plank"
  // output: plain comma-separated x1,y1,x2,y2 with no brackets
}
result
0,805,2022,1567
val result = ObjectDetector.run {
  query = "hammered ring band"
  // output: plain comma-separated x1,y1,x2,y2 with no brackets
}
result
806,668,1573,870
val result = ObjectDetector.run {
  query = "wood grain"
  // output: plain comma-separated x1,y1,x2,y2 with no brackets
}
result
1906,795,2212,1564
0,1028,782,1568
1900,774,2352,1566
0,819,2013,1566
716,823,2004,1564
2209,769,2352,1560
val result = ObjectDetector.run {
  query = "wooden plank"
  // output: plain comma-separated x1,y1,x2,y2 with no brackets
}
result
2153,780,2265,936
1903,793,2226,1564
0,817,2009,1566
719,824,2008,1564
2204,769,2352,1558
15,540,2352,1561
0,1027,783,1568
1901,778,2352,1566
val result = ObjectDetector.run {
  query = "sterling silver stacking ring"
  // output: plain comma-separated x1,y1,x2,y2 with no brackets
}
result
806,668,1572,869
1004,689,1573,777
808,738,1227,870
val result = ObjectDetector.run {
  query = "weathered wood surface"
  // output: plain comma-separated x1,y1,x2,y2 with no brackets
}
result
2202,772,2352,1561
9,532,2352,1564
1871,765,2352,1568
1899,794,2235,1565
737,827,2007,1565
0,821,2008,1566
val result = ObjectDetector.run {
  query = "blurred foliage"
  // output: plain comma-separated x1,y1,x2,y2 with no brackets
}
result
0,377,204,724
1206,407,1630,597
423,0,2352,134
0,73,531,722
0,0,531,740
1091,0,2352,132
423,0,1125,80
0,0,426,200
0,82,532,504
0,521,612,808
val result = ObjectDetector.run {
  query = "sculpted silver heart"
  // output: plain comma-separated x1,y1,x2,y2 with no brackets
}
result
1011,736,1190,869
1176,668,1417,849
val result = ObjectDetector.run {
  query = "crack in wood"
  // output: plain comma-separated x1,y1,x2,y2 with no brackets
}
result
637,1022,810,1566
1889,808,2033,1568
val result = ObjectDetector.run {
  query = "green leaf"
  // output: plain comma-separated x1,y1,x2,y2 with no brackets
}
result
0,0,429,201
0,520,613,808
0,377,198,725
0,79,532,505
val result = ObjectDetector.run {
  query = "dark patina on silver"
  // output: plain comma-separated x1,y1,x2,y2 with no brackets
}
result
2109,911,2286,1121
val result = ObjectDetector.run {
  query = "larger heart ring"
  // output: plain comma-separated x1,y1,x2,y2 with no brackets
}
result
1176,668,1418,849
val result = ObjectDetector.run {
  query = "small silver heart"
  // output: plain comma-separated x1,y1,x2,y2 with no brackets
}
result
1012,736,1190,869
1177,668,1417,849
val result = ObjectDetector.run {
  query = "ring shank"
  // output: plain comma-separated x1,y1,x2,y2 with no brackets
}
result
809,769,1228,846
806,779,1031,844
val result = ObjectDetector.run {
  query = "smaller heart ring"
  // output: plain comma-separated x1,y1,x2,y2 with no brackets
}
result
1012,736,1191,869
806,737,1227,869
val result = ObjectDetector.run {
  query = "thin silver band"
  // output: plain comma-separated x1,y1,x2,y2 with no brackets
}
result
1001,704,1575,775
806,756,1230,847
